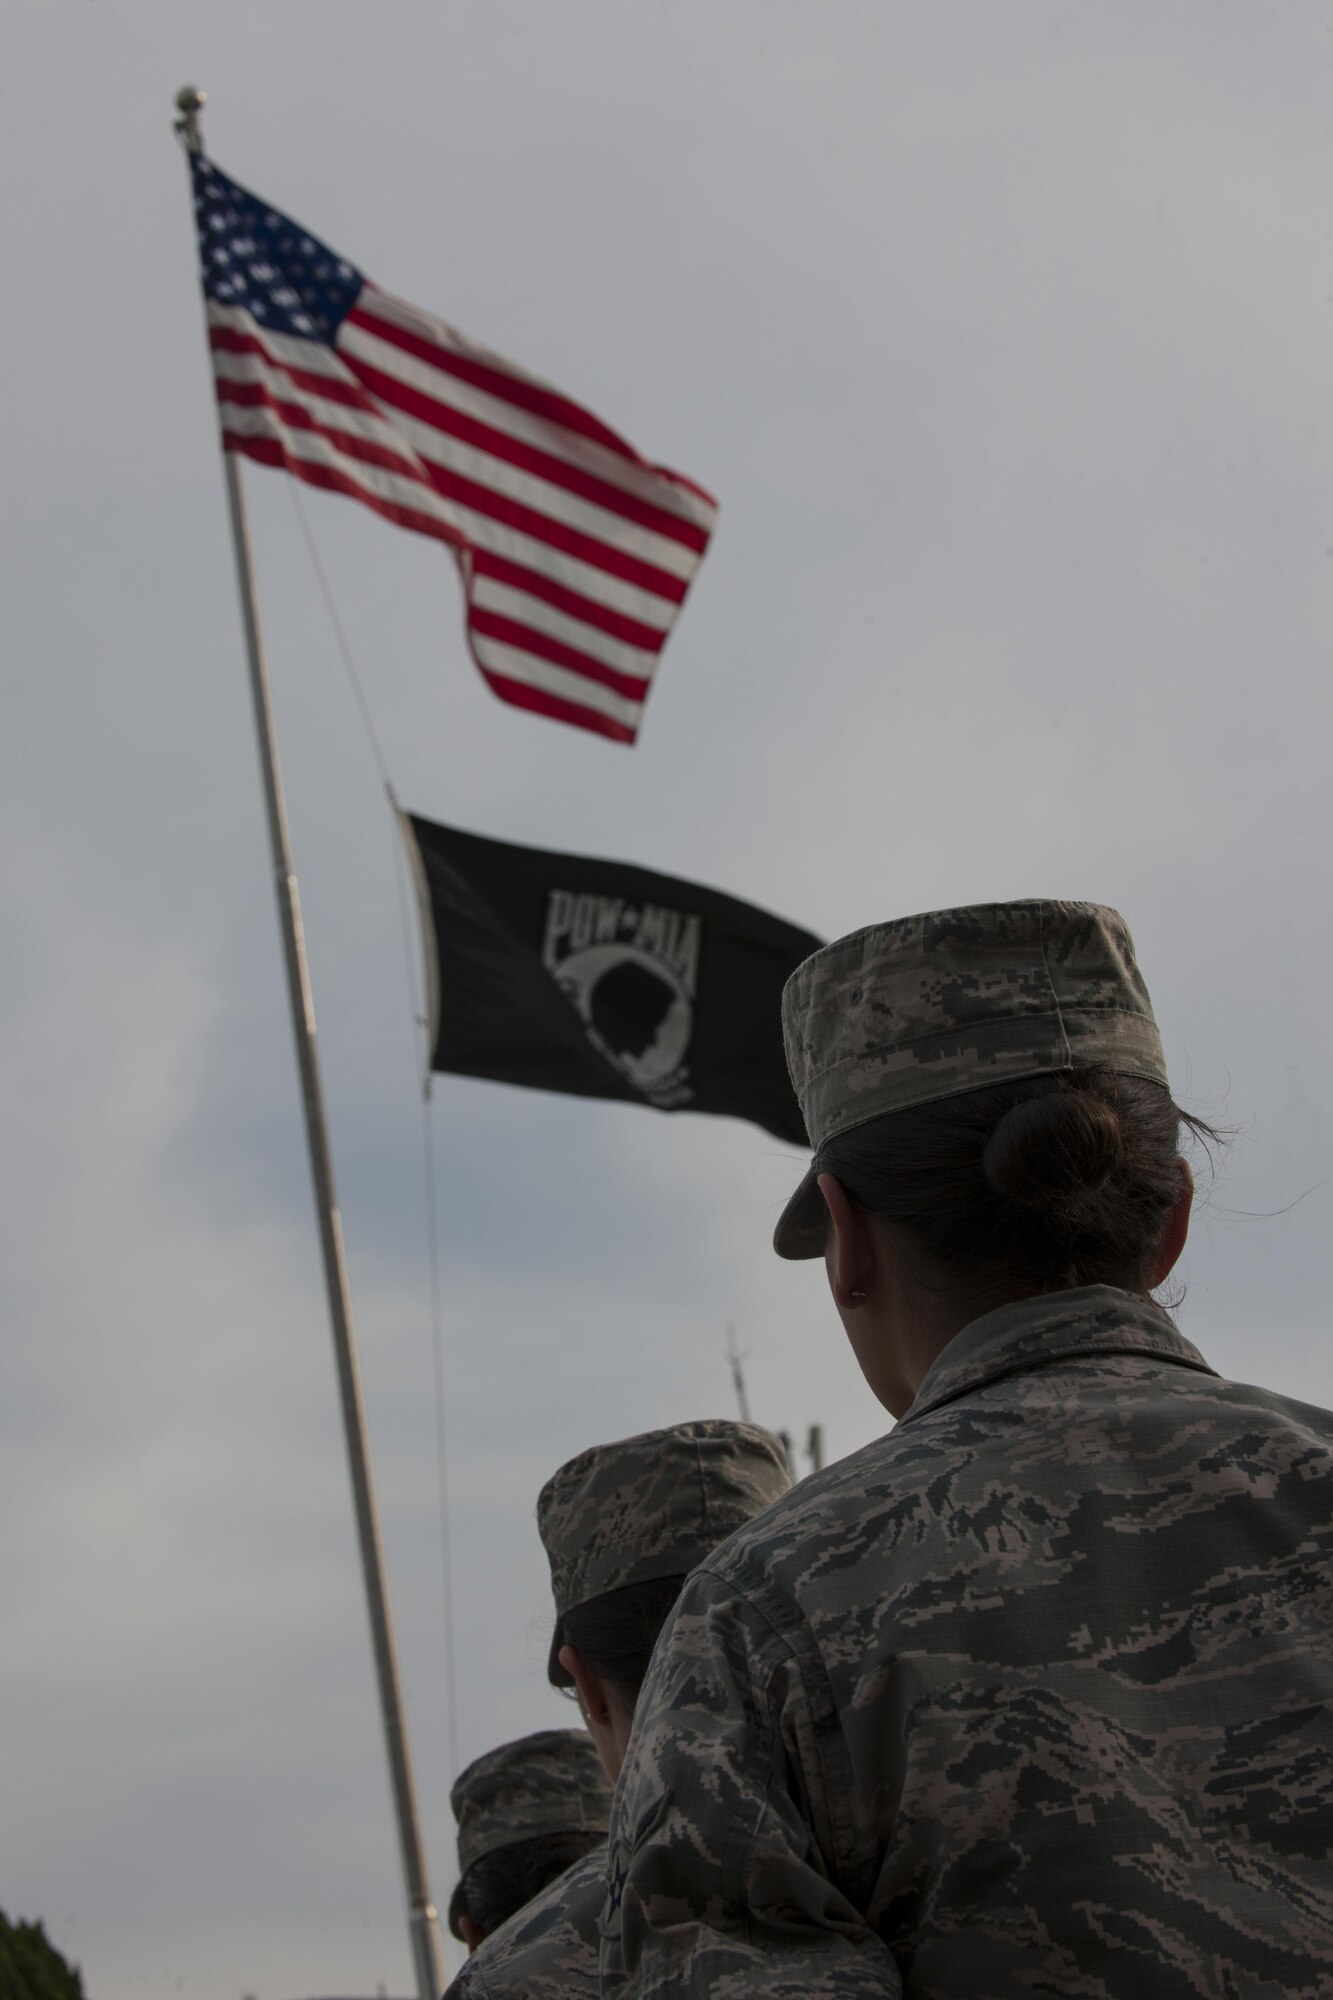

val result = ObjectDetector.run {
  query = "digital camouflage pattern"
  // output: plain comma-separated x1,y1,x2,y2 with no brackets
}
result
448,1423,794,1992
450,1730,611,1877
445,1841,606,1999
602,1287,1333,1998
775,900,1168,1257
538,1418,791,1681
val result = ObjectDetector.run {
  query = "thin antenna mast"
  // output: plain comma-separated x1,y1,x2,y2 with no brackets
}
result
725,1323,752,1425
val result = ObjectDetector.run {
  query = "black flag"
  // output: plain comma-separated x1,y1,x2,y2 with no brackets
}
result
403,815,819,1146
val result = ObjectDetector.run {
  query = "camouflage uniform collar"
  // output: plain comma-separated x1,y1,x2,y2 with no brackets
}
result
903,1285,1214,1425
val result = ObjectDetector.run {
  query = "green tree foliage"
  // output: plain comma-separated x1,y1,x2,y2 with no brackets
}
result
0,1912,83,2000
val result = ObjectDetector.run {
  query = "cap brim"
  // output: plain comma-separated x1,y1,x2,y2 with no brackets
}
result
773,1165,828,1260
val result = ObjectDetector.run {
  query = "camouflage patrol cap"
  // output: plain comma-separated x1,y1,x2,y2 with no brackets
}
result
774,899,1168,1259
450,1728,612,1880
538,1419,791,1684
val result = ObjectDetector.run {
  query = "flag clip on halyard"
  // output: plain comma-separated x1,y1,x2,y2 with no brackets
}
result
177,91,445,2000
188,137,717,744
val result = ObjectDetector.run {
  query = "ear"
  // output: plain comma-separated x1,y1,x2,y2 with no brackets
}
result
558,1642,625,1782
817,1172,877,1309
558,1643,613,1728
1150,1158,1194,1287
458,1914,487,1955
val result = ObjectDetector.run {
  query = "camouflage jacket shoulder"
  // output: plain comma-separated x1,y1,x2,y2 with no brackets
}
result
447,1840,603,2000
602,1286,1333,1997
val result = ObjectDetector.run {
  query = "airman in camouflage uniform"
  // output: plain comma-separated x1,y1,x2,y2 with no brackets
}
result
446,1421,790,1998
446,1729,610,1950
601,903,1333,1997
538,1418,793,1684
446,1844,608,1999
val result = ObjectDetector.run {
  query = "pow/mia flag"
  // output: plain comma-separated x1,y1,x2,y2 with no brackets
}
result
403,814,819,1146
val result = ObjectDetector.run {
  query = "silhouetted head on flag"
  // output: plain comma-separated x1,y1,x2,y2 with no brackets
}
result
589,959,676,1062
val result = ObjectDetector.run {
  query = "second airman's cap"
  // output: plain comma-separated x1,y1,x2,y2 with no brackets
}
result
450,1728,611,1880
774,899,1167,1258
538,1418,791,1684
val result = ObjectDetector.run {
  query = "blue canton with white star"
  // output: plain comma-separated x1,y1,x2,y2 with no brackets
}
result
191,155,363,343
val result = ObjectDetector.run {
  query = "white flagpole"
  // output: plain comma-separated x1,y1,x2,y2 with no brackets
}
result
175,88,445,2000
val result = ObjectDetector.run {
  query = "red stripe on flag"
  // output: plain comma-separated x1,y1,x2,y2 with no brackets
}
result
347,295,642,465
208,326,373,412
468,550,669,652
467,607,652,704
473,668,637,745
428,463,688,602
343,353,710,553
217,379,429,484
221,431,463,549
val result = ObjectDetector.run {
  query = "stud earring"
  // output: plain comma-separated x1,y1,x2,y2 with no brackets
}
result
848,1289,867,1303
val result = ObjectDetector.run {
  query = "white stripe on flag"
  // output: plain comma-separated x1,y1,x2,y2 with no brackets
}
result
207,303,354,382
467,572,661,682
340,303,717,530
219,398,679,630
381,402,701,582
442,503,681,628
467,632,646,733
219,403,460,529
212,347,424,466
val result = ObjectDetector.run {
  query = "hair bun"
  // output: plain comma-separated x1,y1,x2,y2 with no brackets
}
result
981,1088,1124,1212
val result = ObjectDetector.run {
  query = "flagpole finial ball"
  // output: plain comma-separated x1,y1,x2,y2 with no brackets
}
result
173,84,206,153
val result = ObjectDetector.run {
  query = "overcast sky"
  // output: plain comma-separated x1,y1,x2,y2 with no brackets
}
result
4,4,1332,1996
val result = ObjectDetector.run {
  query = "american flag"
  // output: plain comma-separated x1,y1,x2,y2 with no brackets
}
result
191,155,717,744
